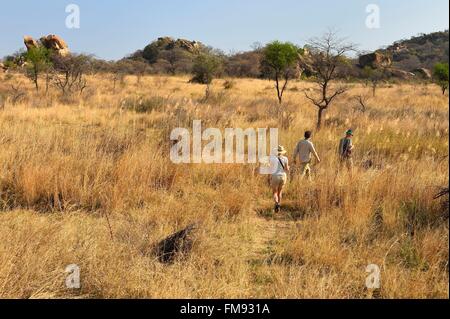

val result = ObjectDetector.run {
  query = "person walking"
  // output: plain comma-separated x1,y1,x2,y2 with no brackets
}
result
293,131,321,181
269,146,290,213
338,129,354,171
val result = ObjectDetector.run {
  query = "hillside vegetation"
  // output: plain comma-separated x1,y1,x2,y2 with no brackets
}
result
122,31,450,78
383,30,449,71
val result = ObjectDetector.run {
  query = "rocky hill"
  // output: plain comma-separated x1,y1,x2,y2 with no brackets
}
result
381,30,449,71
356,30,449,80
127,37,206,74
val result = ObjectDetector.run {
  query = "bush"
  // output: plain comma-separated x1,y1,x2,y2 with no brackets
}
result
433,62,449,94
190,53,223,84
225,51,263,78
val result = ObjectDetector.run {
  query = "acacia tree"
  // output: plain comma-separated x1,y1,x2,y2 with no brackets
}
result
25,46,52,92
262,41,301,104
128,59,150,85
52,54,92,96
110,61,127,93
433,63,449,95
159,48,192,75
362,65,386,97
302,30,357,129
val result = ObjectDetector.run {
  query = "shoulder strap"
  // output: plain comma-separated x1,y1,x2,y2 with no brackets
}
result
277,156,286,171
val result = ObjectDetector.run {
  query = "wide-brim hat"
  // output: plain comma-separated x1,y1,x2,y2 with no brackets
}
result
277,145,287,155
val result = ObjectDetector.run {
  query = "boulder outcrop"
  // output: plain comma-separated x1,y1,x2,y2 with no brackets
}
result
23,34,70,57
412,68,432,79
359,52,392,69
388,68,416,80
153,37,202,54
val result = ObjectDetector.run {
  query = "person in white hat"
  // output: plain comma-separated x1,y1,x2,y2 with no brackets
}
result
269,145,290,212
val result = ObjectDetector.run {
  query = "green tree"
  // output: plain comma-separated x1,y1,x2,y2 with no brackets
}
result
25,46,51,92
190,53,222,85
262,41,301,104
433,63,449,95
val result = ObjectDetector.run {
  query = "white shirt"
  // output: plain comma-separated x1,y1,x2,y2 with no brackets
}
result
294,139,319,163
269,155,288,176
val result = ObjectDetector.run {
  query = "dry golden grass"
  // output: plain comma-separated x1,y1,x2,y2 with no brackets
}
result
0,73,448,298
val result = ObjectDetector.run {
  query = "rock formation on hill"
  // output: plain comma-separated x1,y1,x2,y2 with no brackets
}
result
23,36,39,51
151,37,202,54
387,68,416,80
359,52,392,69
23,34,70,57
135,37,204,64
358,51,433,80
40,35,70,56
124,36,205,74
412,68,432,79
297,49,317,77
0,62,6,73
384,30,449,71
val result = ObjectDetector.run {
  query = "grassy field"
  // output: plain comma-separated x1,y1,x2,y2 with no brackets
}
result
0,73,448,298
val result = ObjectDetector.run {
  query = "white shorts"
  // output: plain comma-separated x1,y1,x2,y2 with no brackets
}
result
270,174,287,189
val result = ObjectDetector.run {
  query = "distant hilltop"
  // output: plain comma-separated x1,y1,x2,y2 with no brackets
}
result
355,30,449,80
379,30,449,71
128,37,205,62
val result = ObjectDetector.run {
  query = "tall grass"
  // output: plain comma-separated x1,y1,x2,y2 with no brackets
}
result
0,73,448,298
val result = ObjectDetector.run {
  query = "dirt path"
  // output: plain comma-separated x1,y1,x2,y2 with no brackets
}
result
246,204,302,264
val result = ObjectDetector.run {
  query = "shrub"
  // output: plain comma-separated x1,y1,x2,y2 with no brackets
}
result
190,53,223,84
433,62,449,94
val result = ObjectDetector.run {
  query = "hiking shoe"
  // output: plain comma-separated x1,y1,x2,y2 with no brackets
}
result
274,203,280,213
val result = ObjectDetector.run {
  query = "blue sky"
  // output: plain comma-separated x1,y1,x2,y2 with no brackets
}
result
1,0,448,60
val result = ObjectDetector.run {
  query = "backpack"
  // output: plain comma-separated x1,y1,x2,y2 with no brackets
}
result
341,139,352,158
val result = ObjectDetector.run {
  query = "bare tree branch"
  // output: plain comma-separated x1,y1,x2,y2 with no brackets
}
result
302,29,358,129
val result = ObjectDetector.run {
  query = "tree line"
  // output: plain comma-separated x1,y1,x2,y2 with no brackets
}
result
2,31,448,129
